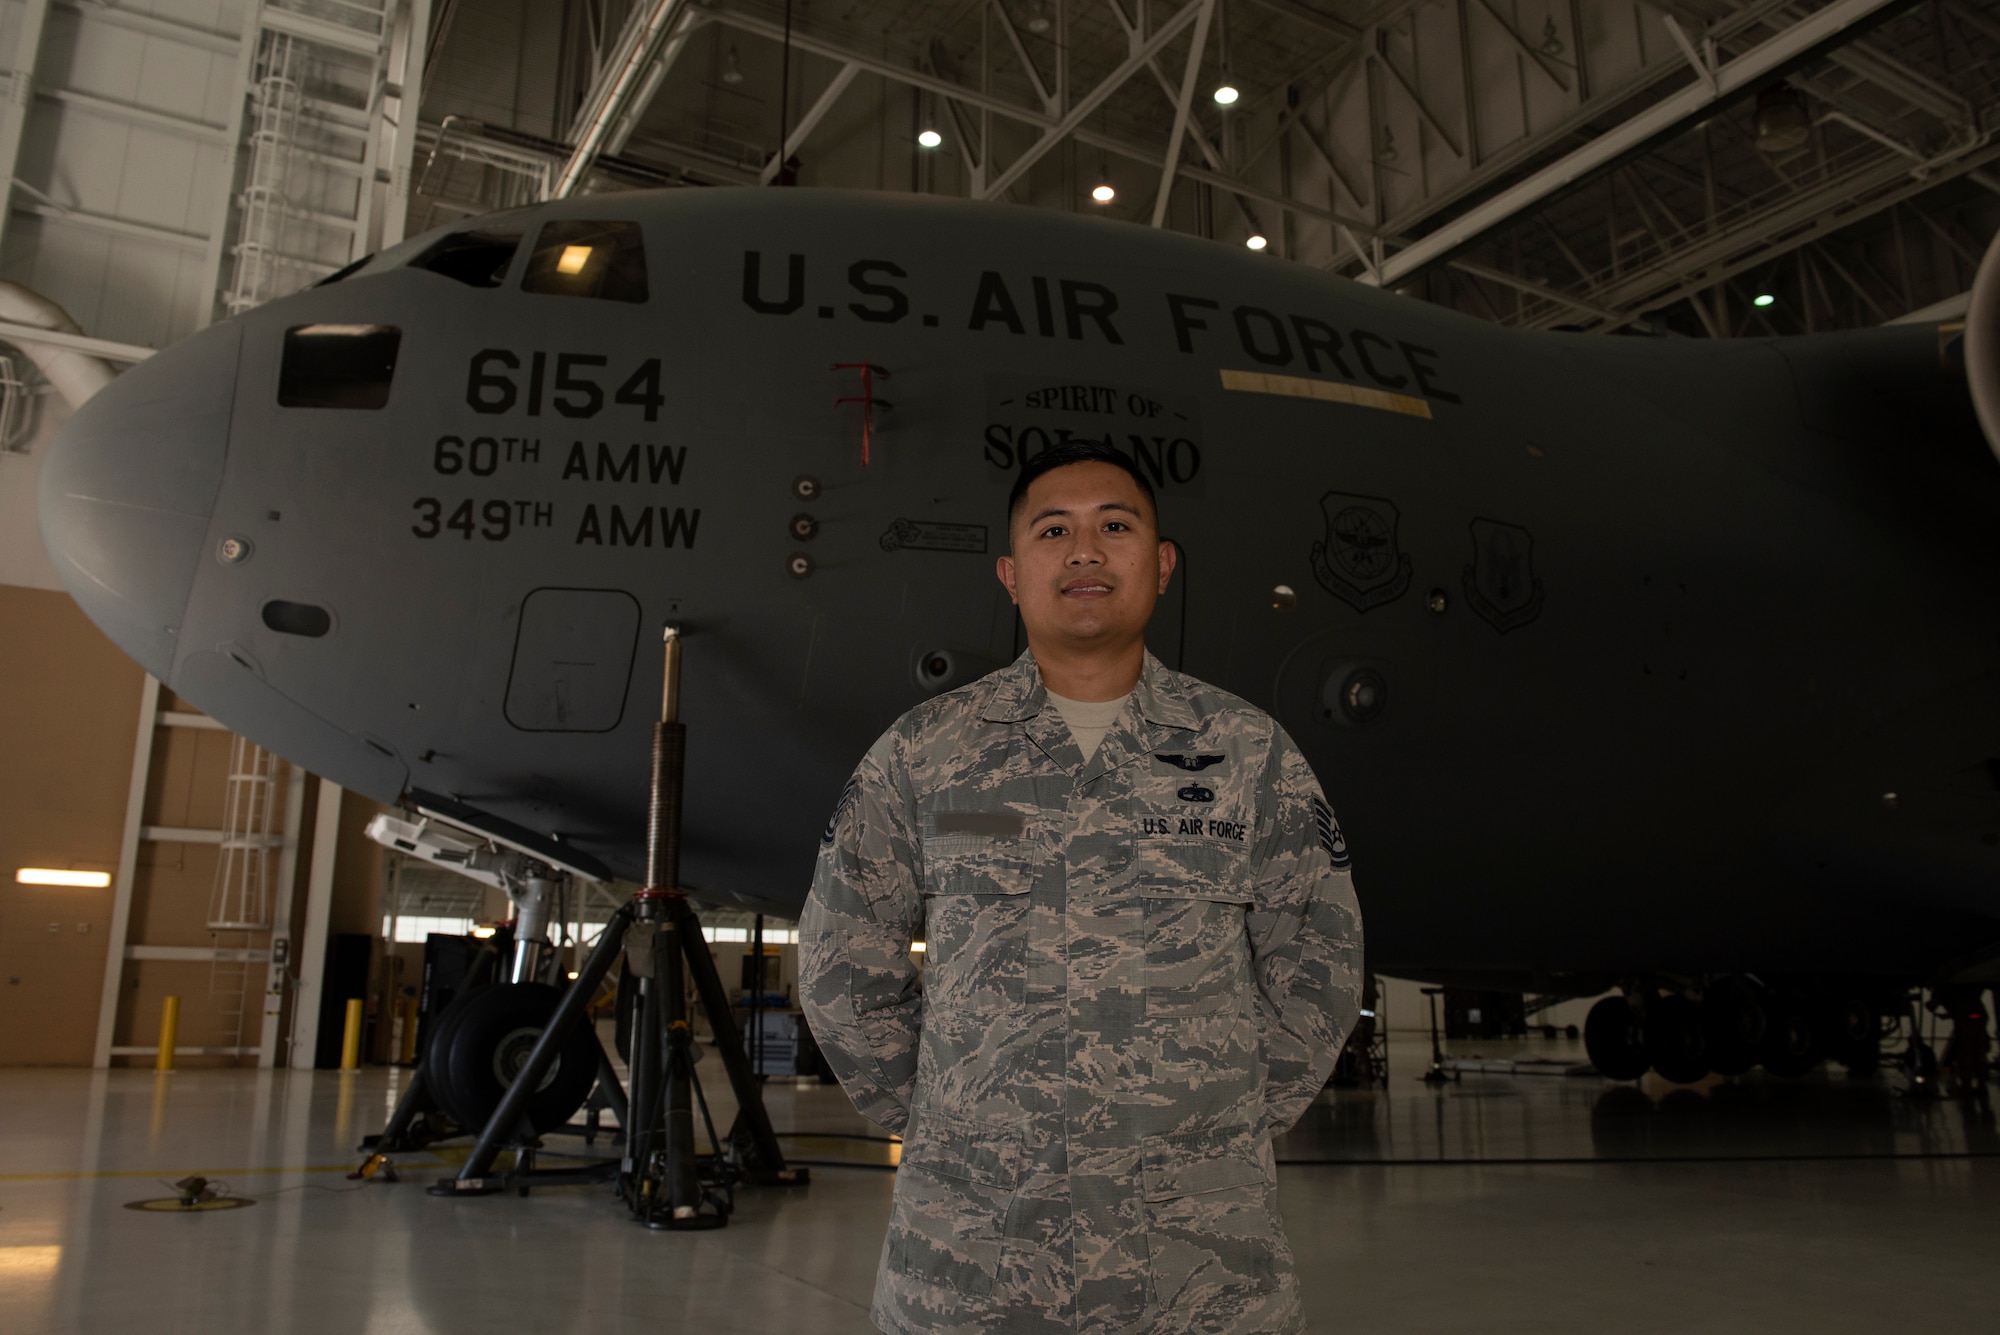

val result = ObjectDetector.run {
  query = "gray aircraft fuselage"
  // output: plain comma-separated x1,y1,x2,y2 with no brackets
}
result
40,188,2000,989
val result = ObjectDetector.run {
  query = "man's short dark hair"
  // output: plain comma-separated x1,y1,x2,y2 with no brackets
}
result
1006,442,1159,525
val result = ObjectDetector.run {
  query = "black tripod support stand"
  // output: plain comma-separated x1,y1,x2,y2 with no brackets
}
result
428,626,807,1217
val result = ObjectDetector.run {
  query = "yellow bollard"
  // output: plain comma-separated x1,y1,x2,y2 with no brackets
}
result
398,999,420,1065
155,995,180,1072
340,998,364,1071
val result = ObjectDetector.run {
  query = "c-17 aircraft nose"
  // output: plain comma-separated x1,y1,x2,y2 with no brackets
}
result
38,323,242,682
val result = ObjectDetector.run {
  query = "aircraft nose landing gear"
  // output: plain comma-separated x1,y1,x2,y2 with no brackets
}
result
423,981,599,1135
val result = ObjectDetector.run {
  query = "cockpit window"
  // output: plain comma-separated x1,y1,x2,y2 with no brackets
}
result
410,229,522,288
278,324,401,409
521,220,648,303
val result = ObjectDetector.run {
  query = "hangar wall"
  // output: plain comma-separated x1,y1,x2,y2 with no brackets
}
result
0,580,390,1067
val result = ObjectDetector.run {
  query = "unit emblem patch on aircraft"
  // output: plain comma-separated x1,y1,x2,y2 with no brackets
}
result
1311,491,1412,612
1463,517,1546,633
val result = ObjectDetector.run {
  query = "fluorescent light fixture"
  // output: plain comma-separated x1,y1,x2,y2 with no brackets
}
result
556,245,593,275
470,925,497,938
567,971,580,980
917,129,942,149
0,1245,62,1277
1213,81,1239,106
1091,183,1115,203
17,869,110,888
1753,293,1776,307
1245,235,1268,251
910,941,927,953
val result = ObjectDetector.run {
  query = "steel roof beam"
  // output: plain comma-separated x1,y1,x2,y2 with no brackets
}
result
759,62,862,184
978,0,1206,201
555,0,694,198
1550,142,2000,332
1361,0,1911,288
1151,0,1216,226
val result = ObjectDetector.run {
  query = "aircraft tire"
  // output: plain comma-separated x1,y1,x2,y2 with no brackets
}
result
1759,997,1820,1078
1700,978,1766,1077
424,982,597,1135
1827,994,1881,1073
1584,996,1649,1081
1642,994,1710,1084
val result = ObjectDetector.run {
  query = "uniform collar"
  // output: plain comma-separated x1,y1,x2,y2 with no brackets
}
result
979,649,1199,734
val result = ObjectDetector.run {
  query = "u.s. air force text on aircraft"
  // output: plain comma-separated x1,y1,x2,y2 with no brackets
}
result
738,251,1463,405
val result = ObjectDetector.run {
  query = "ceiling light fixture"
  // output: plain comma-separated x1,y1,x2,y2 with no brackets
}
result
1753,84,1810,156
1753,293,1776,307
917,128,942,149
1245,235,1268,251
16,868,110,888
1540,16,1565,57
721,45,744,85
1023,1,1051,34
1091,180,1115,203
1213,76,1240,106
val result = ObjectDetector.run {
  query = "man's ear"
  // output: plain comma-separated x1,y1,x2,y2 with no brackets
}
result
996,554,1019,605
1156,539,1179,595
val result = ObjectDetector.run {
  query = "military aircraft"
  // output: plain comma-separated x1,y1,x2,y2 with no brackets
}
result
37,187,2000,1087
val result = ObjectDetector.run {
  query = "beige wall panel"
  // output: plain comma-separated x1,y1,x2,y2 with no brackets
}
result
140,723,233,834
113,957,265,1069
0,586,142,1065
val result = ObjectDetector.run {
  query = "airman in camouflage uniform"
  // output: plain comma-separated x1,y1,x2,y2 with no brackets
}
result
801,445,1362,1334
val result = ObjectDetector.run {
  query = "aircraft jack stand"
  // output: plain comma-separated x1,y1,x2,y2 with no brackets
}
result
427,625,809,1220
1420,988,1459,1086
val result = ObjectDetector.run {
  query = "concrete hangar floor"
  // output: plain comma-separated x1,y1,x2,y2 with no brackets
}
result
0,1033,1992,1334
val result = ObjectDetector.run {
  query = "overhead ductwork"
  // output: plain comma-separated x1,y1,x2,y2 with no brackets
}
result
0,282,117,411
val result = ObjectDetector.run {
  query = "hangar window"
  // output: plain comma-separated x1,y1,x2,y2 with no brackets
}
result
262,600,332,637
277,324,401,409
521,220,648,303
409,229,522,288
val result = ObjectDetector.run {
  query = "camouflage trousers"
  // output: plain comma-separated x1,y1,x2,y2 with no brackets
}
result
870,1117,1304,1334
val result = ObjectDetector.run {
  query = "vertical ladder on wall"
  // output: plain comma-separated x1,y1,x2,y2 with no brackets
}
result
92,679,309,1068
208,736,282,1051
206,0,428,321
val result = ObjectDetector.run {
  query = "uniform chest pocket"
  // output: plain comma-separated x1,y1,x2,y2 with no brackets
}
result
1137,839,1253,1017
920,824,1040,1009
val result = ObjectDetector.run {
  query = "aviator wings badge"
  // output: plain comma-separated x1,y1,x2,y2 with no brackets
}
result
1311,491,1412,613
1157,754,1225,771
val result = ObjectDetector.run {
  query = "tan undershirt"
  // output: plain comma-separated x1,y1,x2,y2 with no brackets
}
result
1045,690,1133,763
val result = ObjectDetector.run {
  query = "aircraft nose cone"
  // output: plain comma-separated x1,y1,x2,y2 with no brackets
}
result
38,323,241,681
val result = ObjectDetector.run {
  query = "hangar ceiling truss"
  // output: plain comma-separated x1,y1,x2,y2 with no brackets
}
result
0,0,1993,350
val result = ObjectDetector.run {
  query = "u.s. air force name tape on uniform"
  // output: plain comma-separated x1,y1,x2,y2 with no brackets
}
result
800,650,1363,1335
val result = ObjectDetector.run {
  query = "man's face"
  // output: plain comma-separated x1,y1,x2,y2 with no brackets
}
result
996,461,1177,653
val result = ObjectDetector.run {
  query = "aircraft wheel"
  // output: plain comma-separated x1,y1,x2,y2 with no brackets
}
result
423,982,596,1135
1700,978,1766,1077
1827,994,1881,1073
1584,996,1649,1081
1759,998,1820,1078
1643,994,1711,1084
